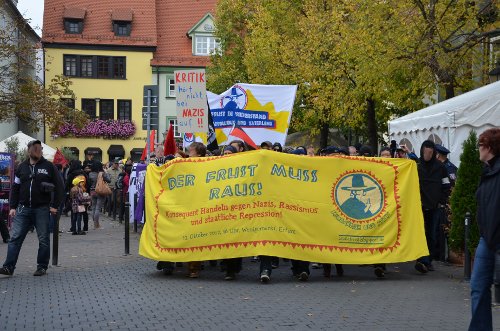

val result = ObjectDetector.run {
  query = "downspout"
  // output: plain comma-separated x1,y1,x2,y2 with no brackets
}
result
42,47,46,143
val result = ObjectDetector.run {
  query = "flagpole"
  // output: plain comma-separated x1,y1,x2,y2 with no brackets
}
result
146,88,151,163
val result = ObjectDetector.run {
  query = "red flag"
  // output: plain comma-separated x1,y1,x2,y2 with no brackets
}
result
141,130,156,161
163,124,177,156
53,148,68,167
229,124,258,149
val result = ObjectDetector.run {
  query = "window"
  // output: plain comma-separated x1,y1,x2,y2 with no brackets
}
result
64,55,77,76
82,99,96,118
195,35,219,56
168,119,182,138
167,77,175,97
113,57,126,79
100,100,114,120
97,56,109,78
113,22,131,36
80,56,93,77
64,19,83,34
61,98,75,110
117,100,132,121
63,55,126,79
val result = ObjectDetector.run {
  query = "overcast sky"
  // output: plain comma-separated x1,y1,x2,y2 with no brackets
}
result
17,0,44,34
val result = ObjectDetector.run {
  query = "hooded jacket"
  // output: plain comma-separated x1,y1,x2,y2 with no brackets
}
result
417,141,450,210
10,156,64,209
476,156,500,249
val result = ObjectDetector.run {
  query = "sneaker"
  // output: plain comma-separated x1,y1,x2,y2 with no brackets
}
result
224,272,235,281
415,262,428,274
260,270,270,283
72,232,78,235
33,268,46,276
77,231,86,235
271,263,279,269
67,230,74,233
0,266,13,276
311,263,320,269
298,271,309,281
374,267,385,278
251,256,259,263
188,271,199,278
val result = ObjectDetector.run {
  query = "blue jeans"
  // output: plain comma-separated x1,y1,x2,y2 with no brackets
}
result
3,205,51,272
71,212,83,233
469,237,500,331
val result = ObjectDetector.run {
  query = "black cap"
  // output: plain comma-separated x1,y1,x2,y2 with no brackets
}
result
435,144,450,155
322,146,341,155
27,140,42,148
260,141,273,149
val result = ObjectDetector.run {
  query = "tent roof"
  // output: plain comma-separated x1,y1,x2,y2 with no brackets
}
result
0,131,56,160
389,81,500,135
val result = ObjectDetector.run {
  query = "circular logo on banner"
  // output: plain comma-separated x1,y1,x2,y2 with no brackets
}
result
332,172,385,222
184,133,194,144
220,85,248,111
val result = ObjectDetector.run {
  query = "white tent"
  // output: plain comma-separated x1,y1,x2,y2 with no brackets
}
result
388,81,500,166
0,131,57,161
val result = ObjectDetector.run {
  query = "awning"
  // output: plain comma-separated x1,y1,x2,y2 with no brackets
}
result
130,148,143,162
84,147,102,156
107,144,125,158
63,7,86,20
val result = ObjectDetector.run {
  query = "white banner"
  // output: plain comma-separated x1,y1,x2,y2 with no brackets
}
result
175,69,208,133
207,83,297,147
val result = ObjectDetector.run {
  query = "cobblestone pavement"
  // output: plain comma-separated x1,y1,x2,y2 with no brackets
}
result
0,215,498,331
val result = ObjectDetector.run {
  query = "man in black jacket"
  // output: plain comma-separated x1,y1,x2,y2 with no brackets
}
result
415,140,450,273
0,140,64,277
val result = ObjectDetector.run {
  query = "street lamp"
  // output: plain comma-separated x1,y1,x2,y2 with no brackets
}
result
488,60,500,83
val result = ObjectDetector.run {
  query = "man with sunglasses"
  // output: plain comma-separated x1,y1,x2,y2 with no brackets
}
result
0,140,64,277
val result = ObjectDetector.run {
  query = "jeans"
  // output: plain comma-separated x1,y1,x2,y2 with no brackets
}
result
91,195,105,223
71,212,83,233
3,205,50,272
469,237,500,331
417,208,441,266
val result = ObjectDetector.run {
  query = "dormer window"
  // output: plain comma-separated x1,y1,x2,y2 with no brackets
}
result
195,35,219,56
65,20,83,34
63,7,86,34
113,21,131,36
112,9,133,37
187,13,220,56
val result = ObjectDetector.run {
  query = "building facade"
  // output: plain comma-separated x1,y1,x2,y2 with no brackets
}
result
149,0,216,142
42,0,157,162
0,0,41,141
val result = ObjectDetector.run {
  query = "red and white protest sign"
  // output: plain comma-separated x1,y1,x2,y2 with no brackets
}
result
174,69,208,133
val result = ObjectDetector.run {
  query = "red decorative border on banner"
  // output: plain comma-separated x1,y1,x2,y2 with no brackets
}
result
151,155,403,254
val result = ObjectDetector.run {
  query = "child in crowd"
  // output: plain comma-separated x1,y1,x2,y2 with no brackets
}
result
70,177,91,235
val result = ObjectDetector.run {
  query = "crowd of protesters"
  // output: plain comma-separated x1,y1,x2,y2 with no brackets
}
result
149,136,462,283
0,128,498,330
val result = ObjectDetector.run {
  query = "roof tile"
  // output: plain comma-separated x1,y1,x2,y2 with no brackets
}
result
43,0,156,47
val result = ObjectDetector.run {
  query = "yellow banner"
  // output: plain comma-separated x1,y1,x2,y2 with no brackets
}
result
139,150,428,263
